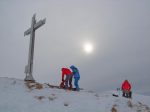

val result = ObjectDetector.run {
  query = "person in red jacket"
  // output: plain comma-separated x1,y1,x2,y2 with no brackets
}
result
60,68,73,89
121,80,132,98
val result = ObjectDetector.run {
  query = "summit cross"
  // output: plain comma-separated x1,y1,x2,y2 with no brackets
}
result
24,14,46,81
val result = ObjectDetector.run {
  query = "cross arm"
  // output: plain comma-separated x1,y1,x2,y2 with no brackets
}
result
24,18,46,36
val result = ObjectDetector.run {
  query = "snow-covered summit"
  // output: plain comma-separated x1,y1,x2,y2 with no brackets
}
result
0,77,150,112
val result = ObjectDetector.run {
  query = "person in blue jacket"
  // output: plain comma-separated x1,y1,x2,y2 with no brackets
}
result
70,65,80,91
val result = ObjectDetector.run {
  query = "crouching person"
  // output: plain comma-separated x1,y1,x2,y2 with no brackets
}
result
61,68,73,89
121,80,132,98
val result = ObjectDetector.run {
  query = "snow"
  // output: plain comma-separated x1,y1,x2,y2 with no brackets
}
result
0,77,150,112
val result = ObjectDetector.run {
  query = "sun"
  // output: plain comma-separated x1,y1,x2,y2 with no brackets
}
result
83,42,93,54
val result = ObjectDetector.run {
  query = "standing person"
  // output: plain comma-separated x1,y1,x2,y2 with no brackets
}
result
70,65,80,91
121,80,132,98
61,68,73,89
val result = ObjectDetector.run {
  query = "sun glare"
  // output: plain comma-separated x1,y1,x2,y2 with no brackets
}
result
83,42,93,54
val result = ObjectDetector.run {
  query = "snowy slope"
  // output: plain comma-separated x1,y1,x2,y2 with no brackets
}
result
0,77,150,112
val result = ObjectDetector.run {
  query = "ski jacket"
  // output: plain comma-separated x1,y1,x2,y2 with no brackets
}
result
61,68,72,81
121,80,131,91
70,66,80,78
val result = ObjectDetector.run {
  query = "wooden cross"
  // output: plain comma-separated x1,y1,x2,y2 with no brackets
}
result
24,14,46,81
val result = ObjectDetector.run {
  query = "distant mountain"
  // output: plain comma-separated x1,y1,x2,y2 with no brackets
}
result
0,77,150,112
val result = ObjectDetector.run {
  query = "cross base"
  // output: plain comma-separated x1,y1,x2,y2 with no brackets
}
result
24,74,35,82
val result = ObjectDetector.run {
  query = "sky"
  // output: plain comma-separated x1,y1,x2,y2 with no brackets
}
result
0,0,150,95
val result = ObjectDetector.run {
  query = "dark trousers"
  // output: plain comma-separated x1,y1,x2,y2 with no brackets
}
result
69,75,72,89
65,75,72,89
122,90,132,98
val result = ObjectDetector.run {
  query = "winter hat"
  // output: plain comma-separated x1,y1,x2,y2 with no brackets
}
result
70,65,76,69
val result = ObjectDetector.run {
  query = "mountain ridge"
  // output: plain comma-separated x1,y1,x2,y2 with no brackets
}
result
0,77,150,112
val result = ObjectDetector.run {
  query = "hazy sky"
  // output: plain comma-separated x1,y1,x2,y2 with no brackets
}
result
0,0,150,95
